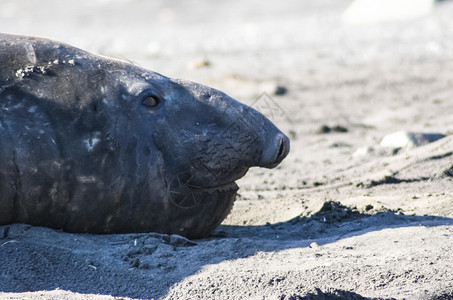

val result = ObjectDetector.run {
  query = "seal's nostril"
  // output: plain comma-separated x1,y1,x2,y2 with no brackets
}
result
277,139,285,158
272,134,289,167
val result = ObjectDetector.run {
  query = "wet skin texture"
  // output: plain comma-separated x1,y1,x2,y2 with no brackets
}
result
0,34,289,238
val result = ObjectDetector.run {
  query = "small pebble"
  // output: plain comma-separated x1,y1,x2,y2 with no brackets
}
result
274,85,287,96
310,242,319,248
316,125,348,134
380,131,445,149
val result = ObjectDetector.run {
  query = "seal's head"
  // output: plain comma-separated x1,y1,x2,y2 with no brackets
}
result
0,33,289,238
108,69,290,238
150,79,289,206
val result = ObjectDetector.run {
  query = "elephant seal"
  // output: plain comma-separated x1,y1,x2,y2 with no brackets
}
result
0,33,289,238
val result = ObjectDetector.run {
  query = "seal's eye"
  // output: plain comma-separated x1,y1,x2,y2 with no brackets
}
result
142,95,160,107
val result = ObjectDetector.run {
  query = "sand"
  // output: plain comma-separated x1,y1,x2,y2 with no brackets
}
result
0,0,453,299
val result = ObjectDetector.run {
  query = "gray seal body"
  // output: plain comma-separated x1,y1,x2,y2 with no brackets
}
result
0,34,289,238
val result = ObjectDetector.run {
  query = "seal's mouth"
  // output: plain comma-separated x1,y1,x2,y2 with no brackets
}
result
167,180,239,209
188,181,238,192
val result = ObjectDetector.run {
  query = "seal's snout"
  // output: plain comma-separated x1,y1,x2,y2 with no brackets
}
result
260,133,290,168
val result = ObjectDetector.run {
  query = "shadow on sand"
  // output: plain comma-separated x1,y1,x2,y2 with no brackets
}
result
0,201,452,299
